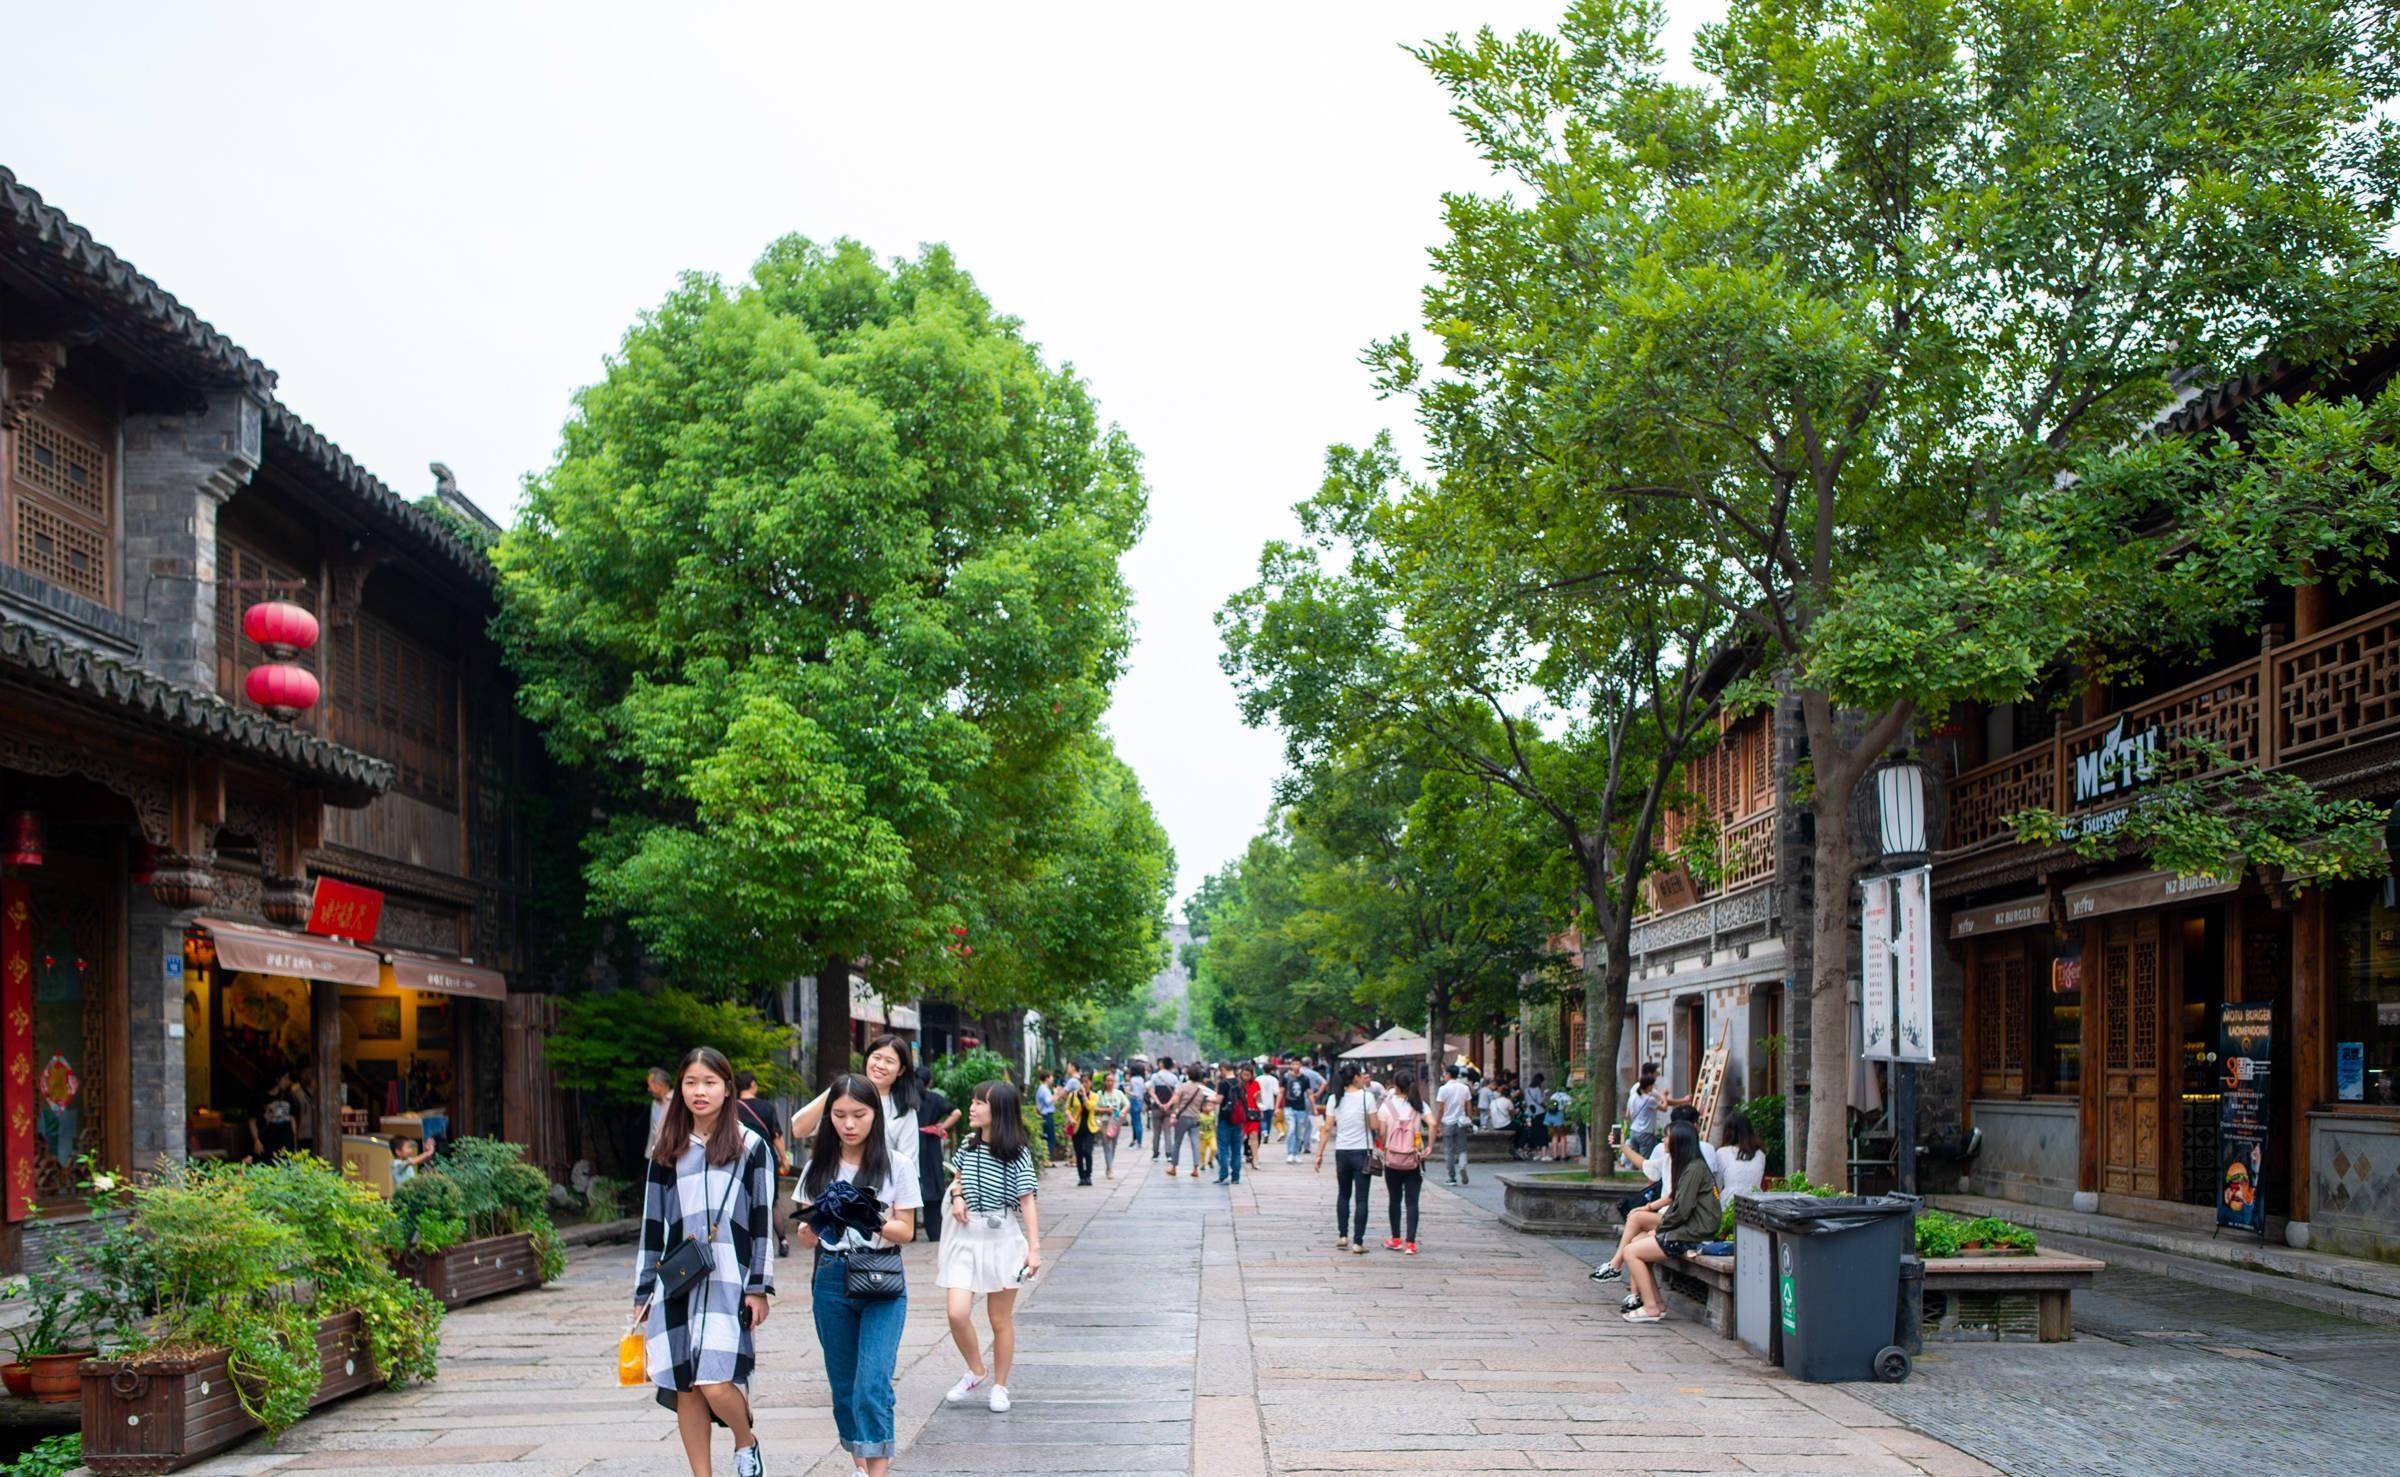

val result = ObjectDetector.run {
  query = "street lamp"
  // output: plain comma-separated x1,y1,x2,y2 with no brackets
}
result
1872,750,1931,1194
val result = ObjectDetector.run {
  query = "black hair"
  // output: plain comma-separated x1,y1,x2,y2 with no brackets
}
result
864,1033,920,1116
1637,1071,1658,1091
1669,1103,1700,1125
1532,1074,1546,1088
971,1079,1030,1164
801,1073,891,1201
1665,1120,1705,1181
1160,1056,1174,1069
1393,1069,1425,1112
1721,1113,1764,1161
735,1069,758,1093
653,1047,745,1169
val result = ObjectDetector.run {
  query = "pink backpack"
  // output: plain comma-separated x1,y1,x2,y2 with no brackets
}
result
1381,1100,1426,1171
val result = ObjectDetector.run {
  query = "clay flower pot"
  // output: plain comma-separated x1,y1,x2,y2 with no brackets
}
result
1,1360,32,1398
28,1350,93,1403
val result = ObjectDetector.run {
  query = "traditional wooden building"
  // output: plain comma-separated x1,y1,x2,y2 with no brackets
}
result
1936,346,2400,1261
0,166,552,1276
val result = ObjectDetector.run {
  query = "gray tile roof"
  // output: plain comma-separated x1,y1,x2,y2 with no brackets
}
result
0,613,394,792
0,165,495,584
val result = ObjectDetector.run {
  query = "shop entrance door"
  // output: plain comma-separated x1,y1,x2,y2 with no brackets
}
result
2100,915,2165,1198
0,853,121,1275
2239,908,2294,1220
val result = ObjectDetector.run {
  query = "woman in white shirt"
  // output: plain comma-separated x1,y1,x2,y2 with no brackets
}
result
792,1034,923,1215
1714,1113,1770,1202
792,1074,920,1477
1313,1064,1382,1254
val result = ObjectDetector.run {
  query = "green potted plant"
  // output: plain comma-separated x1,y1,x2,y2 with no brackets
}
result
1,1274,99,1402
77,1154,443,1474
392,1137,565,1307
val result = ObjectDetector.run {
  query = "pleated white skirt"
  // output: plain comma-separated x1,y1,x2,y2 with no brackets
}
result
936,1209,1029,1293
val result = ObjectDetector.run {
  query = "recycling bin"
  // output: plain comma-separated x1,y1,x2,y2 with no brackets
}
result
1739,1192,1918,1382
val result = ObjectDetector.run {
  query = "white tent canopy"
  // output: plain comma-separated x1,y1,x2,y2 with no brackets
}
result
1339,1026,1468,1062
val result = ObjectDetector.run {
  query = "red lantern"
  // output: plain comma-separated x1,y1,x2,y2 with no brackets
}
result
242,600,320,661
244,662,321,721
2,810,43,867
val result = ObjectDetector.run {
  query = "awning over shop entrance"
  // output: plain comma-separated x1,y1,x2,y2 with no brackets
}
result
196,918,380,987
2062,868,2238,922
1948,895,2051,940
385,952,506,1001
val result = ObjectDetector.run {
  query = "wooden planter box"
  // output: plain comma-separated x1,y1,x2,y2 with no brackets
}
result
79,1309,384,1475
400,1230,544,1308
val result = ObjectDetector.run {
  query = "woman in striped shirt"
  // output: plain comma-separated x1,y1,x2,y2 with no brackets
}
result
937,1079,1043,1413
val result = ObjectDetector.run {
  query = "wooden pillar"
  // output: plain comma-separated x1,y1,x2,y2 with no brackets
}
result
2292,888,2326,1222
2076,921,2103,1196
312,979,341,1158
2294,567,2328,641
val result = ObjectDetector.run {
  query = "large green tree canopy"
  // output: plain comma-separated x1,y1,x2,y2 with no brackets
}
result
498,238,1169,1034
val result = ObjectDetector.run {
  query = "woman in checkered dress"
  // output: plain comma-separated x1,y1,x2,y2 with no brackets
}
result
635,1047,778,1477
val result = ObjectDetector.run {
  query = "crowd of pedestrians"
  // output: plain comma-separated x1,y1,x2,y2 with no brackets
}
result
630,1036,1769,1475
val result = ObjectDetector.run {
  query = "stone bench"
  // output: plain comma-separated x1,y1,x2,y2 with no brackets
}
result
1922,1250,2105,1342
1496,1171,1648,1236
1658,1251,1739,1338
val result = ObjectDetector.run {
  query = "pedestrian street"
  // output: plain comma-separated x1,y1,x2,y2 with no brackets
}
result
170,1149,1989,1477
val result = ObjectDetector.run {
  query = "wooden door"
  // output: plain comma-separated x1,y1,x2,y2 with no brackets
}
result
2100,916,2165,1198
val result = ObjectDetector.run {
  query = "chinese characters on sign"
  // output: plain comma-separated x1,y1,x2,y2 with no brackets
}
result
1861,866,1935,1065
3,879,33,1222
305,876,384,942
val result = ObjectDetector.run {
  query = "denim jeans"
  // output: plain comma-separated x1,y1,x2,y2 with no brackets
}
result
1130,1108,1143,1145
811,1254,905,1459
1215,1125,1243,1182
1285,1109,1313,1158
1041,1111,1059,1161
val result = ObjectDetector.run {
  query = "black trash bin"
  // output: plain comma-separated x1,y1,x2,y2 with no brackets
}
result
1737,1192,1919,1382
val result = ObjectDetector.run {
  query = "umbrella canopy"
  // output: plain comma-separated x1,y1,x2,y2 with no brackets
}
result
1340,1026,1430,1061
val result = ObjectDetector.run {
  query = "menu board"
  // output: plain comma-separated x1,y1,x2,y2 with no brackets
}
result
2214,1004,2272,1238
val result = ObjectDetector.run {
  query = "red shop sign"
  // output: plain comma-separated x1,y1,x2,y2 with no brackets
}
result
306,877,385,942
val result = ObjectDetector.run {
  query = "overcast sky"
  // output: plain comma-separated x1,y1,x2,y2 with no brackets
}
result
5,1,1720,906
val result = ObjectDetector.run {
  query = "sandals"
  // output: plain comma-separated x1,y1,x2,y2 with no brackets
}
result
1622,1308,1666,1324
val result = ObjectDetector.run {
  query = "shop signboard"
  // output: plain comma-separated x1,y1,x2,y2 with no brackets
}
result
2215,1003,2273,1238
1860,876,1893,1059
306,876,384,942
2338,1042,2365,1102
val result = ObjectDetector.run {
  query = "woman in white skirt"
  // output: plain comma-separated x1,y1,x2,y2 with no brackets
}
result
938,1079,1042,1413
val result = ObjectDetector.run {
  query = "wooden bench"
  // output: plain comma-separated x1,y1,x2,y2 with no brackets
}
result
1658,1251,1739,1338
1922,1250,2105,1342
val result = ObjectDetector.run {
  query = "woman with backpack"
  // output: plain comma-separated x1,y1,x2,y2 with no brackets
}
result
1376,1069,1430,1254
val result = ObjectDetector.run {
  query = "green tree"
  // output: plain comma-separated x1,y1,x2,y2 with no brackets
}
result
498,239,1159,1083
1389,0,2400,1181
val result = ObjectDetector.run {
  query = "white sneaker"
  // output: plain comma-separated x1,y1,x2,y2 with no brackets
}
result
988,1383,1012,1412
734,1443,764,1477
946,1370,990,1404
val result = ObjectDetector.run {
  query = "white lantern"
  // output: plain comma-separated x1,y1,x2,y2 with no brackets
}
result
1874,754,1929,861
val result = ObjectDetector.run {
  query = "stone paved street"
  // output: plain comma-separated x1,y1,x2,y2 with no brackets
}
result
169,1147,1992,1476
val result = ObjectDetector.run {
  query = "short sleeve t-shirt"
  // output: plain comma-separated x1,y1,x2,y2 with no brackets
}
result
1627,1091,1663,1138
1256,1076,1281,1113
1329,1087,1383,1150
1436,1079,1473,1126
951,1139,1038,1213
1035,1084,1056,1113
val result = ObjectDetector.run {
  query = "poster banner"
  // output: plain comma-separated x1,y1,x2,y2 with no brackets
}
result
1893,867,1936,1064
2215,1003,2273,1237
3,879,32,1222
1860,875,1893,1059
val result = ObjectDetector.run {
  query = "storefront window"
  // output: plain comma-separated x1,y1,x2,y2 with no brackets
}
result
2040,935,2082,1093
2328,879,2400,1106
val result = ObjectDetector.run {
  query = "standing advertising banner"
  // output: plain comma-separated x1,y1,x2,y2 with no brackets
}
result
1860,876,1893,1059
2215,1003,2273,1238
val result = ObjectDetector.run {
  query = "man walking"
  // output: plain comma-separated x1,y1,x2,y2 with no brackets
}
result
1148,1056,1180,1158
1036,1068,1060,1163
1282,1063,1315,1161
1254,1065,1283,1163
1164,1072,1209,1177
1214,1064,1249,1184
1436,1063,1475,1185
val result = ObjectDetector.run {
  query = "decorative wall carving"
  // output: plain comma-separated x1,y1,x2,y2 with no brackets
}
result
0,340,67,430
262,873,310,927
377,896,464,955
0,729,172,842
206,863,261,920
148,851,217,909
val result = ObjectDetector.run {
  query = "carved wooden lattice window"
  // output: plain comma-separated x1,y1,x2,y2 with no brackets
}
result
2130,934,2160,1071
2103,940,2132,1070
1973,948,2030,1097
327,613,458,806
215,537,318,718
5,403,114,605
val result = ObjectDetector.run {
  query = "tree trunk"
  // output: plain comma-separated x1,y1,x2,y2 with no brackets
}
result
1584,946,1628,1177
814,953,852,1094
1425,982,1450,1104
1802,803,1857,1185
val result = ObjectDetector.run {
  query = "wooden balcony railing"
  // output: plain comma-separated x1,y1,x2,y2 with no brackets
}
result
1944,598,2400,854
1640,806,1779,916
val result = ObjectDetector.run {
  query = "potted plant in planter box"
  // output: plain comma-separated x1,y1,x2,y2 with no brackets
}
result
1,1274,100,1402
391,1137,566,1309
77,1155,443,1475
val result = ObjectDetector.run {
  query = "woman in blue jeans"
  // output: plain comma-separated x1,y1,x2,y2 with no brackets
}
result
793,1074,921,1477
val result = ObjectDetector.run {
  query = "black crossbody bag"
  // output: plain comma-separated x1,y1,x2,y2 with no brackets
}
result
654,1160,742,1304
